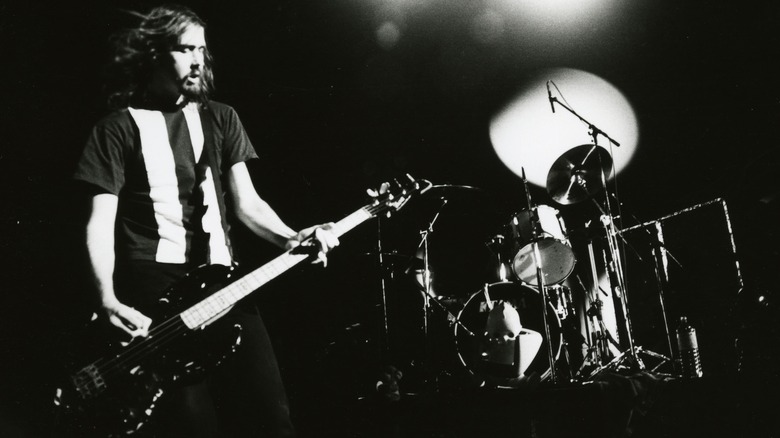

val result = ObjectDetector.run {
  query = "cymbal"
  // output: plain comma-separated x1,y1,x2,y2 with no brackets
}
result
422,184,484,200
413,184,493,215
546,144,613,205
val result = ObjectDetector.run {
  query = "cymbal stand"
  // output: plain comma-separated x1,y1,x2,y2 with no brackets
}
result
580,199,654,379
414,198,478,386
417,198,448,344
407,197,447,390
521,168,559,384
598,183,640,367
576,244,621,371
591,195,681,375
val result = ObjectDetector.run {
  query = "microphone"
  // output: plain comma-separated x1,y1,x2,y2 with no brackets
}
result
546,81,555,113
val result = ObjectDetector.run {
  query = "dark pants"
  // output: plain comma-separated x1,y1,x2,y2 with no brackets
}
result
115,260,295,438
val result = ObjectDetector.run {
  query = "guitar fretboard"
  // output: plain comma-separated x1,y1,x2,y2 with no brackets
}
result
180,206,374,329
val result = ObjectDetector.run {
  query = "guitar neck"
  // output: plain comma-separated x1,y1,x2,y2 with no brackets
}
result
180,206,375,329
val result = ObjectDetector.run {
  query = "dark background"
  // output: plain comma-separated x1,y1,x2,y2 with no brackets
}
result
2,1,779,436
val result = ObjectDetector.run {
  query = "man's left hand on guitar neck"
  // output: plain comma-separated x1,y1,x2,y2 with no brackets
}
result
286,223,340,267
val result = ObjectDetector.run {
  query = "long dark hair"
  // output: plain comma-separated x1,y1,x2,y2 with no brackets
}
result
104,4,215,109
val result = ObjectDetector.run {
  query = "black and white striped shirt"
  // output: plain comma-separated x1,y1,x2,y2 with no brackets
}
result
75,101,258,266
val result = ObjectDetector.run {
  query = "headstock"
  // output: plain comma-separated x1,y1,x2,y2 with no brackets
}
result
366,174,431,218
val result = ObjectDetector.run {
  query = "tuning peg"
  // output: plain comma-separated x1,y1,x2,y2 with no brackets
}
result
367,181,393,198
403,174,418,191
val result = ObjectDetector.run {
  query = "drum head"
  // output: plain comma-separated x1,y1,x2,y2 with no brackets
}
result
454,282,562,387
512,238,576,286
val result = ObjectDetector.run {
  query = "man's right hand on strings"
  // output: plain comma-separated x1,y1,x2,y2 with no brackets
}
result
100,297,152,338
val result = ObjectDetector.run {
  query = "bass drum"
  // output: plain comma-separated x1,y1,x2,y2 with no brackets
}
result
454,282,562,387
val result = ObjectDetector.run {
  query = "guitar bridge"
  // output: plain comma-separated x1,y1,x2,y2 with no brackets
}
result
72,363,107,399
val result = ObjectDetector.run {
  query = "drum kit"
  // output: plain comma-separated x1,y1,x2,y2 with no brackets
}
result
365,142,673,392
354,88,679,394
374,143,690,396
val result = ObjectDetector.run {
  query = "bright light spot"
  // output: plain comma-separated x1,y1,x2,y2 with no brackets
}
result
518,0,611,20
489,68,638,188
377,21,402,50
490,0,620,33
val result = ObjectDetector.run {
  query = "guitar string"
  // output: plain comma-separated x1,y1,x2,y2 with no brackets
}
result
85,250,314,383
88,265,274,381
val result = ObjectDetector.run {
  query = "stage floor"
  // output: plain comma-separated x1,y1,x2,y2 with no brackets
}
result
294,372,779,438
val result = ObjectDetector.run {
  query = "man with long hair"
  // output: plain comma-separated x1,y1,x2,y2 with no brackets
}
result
72,5,337,436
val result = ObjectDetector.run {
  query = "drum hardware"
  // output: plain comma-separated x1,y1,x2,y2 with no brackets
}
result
545,87,654,378
544,284,575,321
413,194,447,387
603,202,686,375
413,183,499,299
633,219,677,370
612,201,725,376
370,179,435,372
418,196,446,337
521,167,560,385
573,265,621,379
594,188,645,370
567,177,675,378
413,186,491,336
486,234,511,282
411,185,496,388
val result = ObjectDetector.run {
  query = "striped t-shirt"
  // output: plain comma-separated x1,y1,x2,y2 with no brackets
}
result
74,101,258,266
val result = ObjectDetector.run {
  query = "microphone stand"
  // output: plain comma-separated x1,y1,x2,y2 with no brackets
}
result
521,168,558,384
547,85,621,148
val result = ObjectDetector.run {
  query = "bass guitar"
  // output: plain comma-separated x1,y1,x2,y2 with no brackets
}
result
53,175,424,437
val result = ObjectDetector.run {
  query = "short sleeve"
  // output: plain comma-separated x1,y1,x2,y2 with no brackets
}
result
73,113,131,195
211,103,259,169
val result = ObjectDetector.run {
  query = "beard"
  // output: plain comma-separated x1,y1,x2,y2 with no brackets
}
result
181,77,208,100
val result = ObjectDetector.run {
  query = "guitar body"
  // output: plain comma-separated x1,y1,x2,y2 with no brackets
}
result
54,264,243,437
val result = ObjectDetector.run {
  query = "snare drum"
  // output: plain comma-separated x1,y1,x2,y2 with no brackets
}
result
505,205,576,286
